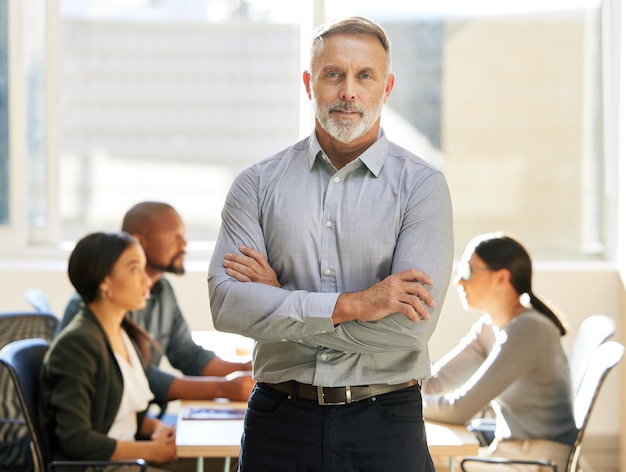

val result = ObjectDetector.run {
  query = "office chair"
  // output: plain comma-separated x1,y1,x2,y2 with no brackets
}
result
568,314,615,395
0,311,58,348
24,289,54,315
460,341,624,472
0,338,146,472
467,313,617,448
0,311,59,470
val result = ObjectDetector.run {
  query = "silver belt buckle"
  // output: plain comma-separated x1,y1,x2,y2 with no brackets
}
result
316,386,352,405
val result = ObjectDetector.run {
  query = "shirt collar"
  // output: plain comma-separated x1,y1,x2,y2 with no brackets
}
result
307,128,389,177
150,277,164,296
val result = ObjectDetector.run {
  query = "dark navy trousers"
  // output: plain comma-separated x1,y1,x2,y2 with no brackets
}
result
238,382,435,472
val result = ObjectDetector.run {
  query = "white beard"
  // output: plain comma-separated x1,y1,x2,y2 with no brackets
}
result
314,96,384,144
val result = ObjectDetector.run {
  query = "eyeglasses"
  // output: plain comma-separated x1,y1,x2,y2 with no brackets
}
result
457,262,492,281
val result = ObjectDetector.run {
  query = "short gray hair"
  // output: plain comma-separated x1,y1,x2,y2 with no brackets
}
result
309,16,392,74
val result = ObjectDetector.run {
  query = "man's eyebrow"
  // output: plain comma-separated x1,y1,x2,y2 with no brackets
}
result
357,66,376,75
319,65,377,74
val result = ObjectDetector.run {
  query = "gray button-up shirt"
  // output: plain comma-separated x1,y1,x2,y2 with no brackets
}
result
208,128,454,387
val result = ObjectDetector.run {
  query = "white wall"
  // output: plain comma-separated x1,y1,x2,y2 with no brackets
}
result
0,259,621,438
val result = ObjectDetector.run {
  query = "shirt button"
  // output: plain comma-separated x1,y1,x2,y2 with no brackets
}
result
323,268,332,276
333,176,341,183
320,354,328,361
325,220,332,227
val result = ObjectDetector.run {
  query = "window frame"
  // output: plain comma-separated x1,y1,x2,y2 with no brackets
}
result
0,0,60,256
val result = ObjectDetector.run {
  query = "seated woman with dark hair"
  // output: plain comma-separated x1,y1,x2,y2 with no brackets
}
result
40,231,191,471
422,232,577,471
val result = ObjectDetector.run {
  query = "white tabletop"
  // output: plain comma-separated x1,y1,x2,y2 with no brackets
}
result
175,401,479,459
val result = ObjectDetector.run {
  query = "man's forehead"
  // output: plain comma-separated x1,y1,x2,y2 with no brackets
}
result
312,34,387,68
317,32,385,52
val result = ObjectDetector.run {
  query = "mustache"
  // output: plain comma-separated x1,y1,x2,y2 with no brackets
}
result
328,102,364,115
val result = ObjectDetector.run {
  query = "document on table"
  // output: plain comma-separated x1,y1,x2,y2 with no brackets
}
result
181,407,246,420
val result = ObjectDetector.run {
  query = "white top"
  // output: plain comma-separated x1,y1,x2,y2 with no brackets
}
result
108,331,154,441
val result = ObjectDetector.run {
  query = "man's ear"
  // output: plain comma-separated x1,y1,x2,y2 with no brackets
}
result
303,70,313,100
383,73,395,103
131,232,145,247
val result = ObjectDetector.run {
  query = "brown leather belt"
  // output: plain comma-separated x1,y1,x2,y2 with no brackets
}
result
263,379,419,406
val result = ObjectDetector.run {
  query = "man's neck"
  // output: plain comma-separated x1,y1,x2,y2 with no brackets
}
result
146,267,163,286
315,123,379,169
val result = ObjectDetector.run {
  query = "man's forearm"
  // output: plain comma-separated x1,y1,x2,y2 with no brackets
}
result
166,374,255,402
165,376,227,401
201,356,252,377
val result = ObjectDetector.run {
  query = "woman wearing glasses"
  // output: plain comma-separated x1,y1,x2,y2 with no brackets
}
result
422,232,576,471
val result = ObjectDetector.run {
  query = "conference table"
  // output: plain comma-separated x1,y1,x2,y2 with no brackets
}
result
175,400,479,472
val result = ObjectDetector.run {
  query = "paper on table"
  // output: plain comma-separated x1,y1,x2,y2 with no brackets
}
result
181,407,246,420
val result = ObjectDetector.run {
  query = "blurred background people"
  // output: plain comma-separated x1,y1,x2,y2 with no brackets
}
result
422,232,577,471
58,202,254,410
41,231,190,470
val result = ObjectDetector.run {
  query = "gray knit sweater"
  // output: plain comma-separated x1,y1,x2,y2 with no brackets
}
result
422,310,577,445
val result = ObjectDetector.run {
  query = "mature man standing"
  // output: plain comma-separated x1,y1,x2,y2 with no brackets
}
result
208,16,453,472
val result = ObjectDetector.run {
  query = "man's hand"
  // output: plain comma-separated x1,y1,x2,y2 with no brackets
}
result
223,247,435,326
223,245,281,287
332,269,435,325
222,373,256,402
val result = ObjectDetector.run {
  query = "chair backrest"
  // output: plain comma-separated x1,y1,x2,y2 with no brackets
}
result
0,312,58,470
568,314,616,395
567,340,623,471
1,338,147,472
0,338,51,472
24,289,53,314
0,311,58,349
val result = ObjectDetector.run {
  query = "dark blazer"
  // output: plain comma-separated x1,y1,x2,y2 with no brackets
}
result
40,306,148,461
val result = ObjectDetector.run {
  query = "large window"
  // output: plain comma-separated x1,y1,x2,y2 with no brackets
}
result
0,0,7,225
327,1,605,260
57,0,306,246
0,0,611,261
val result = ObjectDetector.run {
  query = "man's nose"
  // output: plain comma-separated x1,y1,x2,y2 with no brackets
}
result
339,78,356,101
